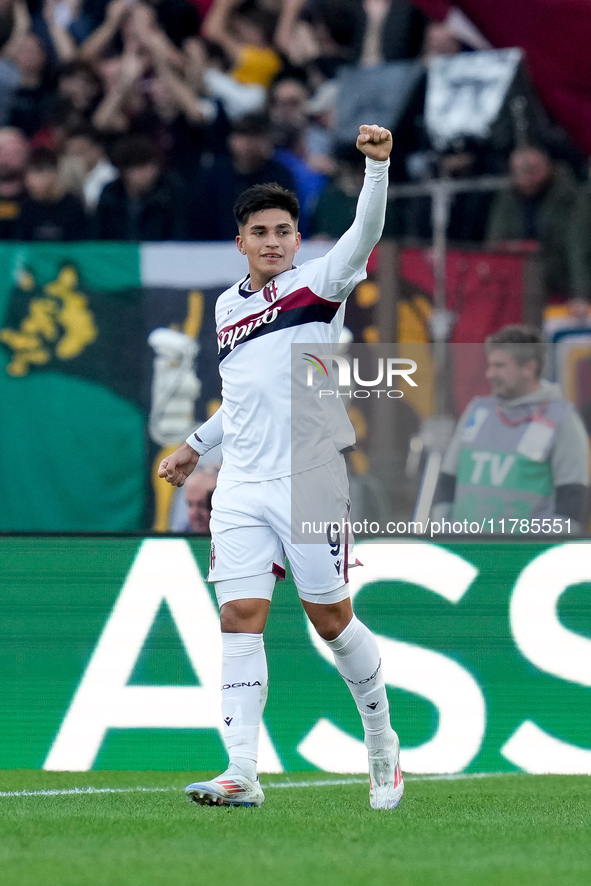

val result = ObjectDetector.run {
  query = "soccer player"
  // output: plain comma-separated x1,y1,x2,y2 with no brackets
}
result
158,124,403,810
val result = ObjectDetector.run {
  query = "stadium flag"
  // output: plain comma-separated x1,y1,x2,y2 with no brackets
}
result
0,243,222,531
0,241,330,532
398,246,528,415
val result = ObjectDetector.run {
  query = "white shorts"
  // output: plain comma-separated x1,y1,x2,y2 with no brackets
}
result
208,455,354,606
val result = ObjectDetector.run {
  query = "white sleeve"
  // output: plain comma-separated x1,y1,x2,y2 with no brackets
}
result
312,157,389,302
186,406,223,455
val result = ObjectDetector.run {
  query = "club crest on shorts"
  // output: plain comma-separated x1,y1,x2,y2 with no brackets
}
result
262,280,278,303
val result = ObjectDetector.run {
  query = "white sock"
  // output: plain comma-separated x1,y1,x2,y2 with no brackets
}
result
324,616,394,751
221,632,267,780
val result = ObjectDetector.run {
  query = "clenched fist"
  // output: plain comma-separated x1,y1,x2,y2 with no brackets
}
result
158,442,200,487
356,124,393,161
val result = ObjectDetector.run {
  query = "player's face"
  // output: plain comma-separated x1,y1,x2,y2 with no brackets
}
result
485,349,537,399
236,209,301,289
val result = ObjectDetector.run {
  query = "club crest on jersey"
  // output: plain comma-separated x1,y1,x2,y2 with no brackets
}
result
263,279,279,303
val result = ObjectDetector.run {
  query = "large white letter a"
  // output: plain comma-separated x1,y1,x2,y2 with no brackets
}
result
44,539,282,772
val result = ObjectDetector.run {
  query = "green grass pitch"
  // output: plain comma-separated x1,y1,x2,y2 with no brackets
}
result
0,770,589,886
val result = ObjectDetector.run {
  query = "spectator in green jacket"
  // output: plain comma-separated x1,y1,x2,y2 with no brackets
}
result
486,145,591,321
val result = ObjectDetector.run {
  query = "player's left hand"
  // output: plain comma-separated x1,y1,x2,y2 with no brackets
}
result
158,442,200,487
356,124,392,161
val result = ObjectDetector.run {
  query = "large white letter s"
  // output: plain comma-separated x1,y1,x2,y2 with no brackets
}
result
298,542,486,774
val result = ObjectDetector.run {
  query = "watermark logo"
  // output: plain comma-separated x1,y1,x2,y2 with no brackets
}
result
303,352,329,378
303,353,418,399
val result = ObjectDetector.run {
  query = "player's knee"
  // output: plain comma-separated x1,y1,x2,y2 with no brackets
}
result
220,598,269,633
304,599,353,641
313,617,349,641
314,623,338,641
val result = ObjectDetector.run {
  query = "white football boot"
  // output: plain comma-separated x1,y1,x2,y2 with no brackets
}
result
368,731,404,810
185,770,264,807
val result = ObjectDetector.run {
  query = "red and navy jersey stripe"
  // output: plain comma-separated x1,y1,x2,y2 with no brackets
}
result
217,287,340,362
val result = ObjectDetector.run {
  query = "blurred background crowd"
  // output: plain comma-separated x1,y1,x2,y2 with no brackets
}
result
0,0,590,314
2,0,591,532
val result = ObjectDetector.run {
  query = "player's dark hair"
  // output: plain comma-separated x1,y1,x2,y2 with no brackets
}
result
485,325,547,378
233,182,300,228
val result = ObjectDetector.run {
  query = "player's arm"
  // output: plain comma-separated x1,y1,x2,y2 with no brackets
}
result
158,407,224,487
319,124,392,298
186,406,224,456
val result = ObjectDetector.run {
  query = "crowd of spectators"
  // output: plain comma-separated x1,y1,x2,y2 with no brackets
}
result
0,0,590,307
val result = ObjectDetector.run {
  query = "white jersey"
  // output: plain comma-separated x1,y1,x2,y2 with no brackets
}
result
187,157,389,482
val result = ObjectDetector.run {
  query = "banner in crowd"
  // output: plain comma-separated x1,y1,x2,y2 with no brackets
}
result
425,48,524,151
0,242,328,532
413,0,591,155
0,537,588,774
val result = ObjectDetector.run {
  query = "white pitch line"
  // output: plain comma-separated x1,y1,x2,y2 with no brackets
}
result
0,772,519,799
407,772,514,782
266,772,515,788
266,777,368,789
0,786,175,798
